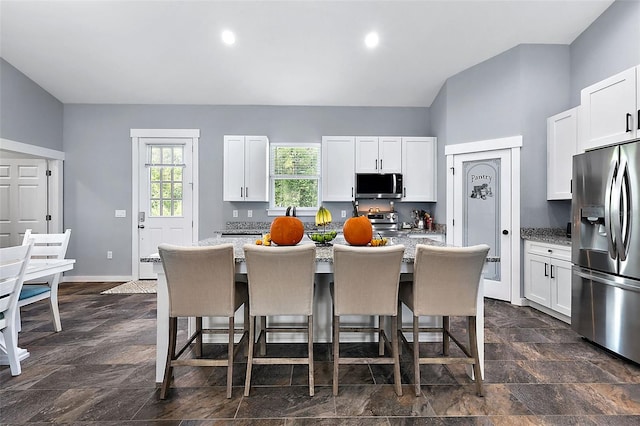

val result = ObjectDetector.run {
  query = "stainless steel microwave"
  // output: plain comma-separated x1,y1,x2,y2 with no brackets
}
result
355,173,403,199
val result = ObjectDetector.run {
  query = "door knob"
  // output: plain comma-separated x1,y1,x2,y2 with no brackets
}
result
138,224,145,229
502,229,509,235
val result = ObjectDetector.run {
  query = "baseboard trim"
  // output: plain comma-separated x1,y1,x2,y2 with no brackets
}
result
62,275,133,283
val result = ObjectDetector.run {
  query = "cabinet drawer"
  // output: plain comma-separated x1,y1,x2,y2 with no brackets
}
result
525,241,571,262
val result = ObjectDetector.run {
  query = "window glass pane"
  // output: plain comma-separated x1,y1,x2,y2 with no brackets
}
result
173,183,183,199
272,146,319,175
151,200,160,216
173,147,183,163
150,167,161,182
162,183,172,199
163,200,172,215
151,183,161,198
174,167,183,181
162,168,172,181
151,147,162,164
274,179,318,208
162,147,172,164
173,201,182,216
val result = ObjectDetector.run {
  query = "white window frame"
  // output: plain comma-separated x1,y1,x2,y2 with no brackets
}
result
267,142,321,217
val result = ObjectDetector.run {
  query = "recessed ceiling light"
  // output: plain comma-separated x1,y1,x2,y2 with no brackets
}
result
221,30,236,45
364,32,379,49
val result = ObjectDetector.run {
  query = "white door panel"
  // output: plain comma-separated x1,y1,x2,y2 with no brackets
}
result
451,149,513,302
0,158,48,247
138,138,194,279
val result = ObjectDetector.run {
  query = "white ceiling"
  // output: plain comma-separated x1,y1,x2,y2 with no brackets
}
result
0,0,614,107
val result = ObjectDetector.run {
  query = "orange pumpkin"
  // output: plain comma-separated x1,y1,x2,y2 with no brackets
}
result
343,215,373,246
270,206,304,246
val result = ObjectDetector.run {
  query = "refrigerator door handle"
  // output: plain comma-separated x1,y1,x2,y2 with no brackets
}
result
617,157,631,261
605,155,618,260
575,268,640,293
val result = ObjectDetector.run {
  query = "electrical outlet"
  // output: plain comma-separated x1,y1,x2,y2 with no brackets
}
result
247,210,253,218
107,251,113,259
115,210,126,218
341,210,347,218
233,210,238,218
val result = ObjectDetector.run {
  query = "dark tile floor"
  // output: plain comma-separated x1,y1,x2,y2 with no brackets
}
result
2,282,640,425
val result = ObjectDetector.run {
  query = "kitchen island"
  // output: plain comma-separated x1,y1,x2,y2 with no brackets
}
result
143,234,485,383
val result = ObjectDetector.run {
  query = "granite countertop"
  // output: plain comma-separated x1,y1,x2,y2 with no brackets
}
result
521,228,571,246
140,234,446,263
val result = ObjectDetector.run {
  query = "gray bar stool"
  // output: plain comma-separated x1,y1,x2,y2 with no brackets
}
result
243,243,316,396
398,243,490,396
158,243,249,399
331,244,405,396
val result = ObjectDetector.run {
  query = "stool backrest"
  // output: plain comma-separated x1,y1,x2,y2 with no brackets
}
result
158,243,236,317
243,244,316,316
412,244,490,316
333,244,405,316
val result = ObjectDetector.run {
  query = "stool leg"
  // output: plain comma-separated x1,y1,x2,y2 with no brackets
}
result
391,315,402,396
308,315,314,396
333,315,340,396
227,316,234,398
443,315,450,356
195,317,203,357
469,316,483,397
378,315,385,356
413,314,420,396
244,315,256,396
160,317,178,399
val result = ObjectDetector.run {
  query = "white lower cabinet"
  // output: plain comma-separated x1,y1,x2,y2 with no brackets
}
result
524,240,572,322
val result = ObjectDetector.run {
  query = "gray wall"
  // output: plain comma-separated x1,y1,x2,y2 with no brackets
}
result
0,58,63,150
63,104,430,276
570,0,640,106
430,44,571,228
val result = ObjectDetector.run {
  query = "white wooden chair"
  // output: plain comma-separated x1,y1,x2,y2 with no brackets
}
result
17,229,71,332
0,243,33,376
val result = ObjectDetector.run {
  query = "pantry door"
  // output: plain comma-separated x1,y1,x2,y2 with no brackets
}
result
446,136,521,303
132,129,199,280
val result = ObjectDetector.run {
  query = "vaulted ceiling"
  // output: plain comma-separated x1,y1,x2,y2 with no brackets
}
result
0,0,614,107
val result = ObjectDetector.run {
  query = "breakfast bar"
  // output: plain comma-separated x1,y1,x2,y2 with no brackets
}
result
143,234,485,384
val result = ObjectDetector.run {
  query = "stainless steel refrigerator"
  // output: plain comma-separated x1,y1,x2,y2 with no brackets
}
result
571,138,640,364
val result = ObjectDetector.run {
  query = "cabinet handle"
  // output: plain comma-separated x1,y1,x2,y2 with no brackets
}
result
544,263,549,277
245,187,248,198
626,113,632,132
351,187,354,197
551,265,555,279
403,187,406,197
375,159,378,170
240,187,243,197
637,110,639,130
380,159,383,170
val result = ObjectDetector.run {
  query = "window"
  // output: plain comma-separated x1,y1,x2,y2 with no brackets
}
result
270,143,321,211
147,145,185,217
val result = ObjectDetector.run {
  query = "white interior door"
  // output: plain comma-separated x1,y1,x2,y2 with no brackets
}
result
450,149,513,301
137,138,194,279
0,158,48,247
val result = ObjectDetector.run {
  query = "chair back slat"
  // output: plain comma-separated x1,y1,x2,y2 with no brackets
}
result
333,244,405,316
22,229,71,259
0,244,32,314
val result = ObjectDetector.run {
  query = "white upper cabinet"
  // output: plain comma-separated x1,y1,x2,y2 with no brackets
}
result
579,66,639,151
547,108,578,200
322,136,355,201
355,136,402,173
223,135,269,202
401,137,437,202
